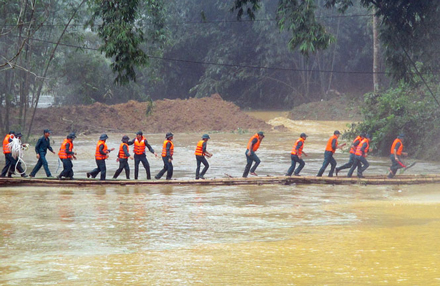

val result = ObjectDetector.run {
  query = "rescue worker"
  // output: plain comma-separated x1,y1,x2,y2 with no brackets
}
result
87,134,115,180
317,130,345,177
155,132,174,180
30,129,56,178
113,135,133,179
285,133,308,176
127,131,157,180
9,132,28,177
57,133,77,179
347,134,371,178
243,131,265,178
1,131,15,177
387,134,408,178
195,134,213,180
335,133,365,176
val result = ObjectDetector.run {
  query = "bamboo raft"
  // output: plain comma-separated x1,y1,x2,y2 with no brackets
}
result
1,174,440,187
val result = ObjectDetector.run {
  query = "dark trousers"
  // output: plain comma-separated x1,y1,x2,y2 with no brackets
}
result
388,155,403,178
30,152,52,177
134,154,151,179
286,154,305,176
317,151,336,177
243,150,260,178
113,158,130,179
347,155,369,177
59,159,73,178
196,155,209,179
1,153,15,177
155,156,173,180
336,153,355,173
90,159,107,180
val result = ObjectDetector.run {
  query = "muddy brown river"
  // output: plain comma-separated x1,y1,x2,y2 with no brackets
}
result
1,117,440,285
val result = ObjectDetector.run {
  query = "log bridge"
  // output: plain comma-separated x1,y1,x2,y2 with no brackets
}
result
1,174,440,187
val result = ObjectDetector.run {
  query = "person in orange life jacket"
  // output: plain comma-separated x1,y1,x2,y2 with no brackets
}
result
155,132,174,180
30,129,56,178
195,134,213,180
286,133,308,176
387,133,408,179
113,135,133,179
317,130,346,177
87,134,115,180
8,132,28,178
127,131,157,180
335,132,365,176
347,134,371,178
57,133,77,179
243,131,265,178
1,131,16,177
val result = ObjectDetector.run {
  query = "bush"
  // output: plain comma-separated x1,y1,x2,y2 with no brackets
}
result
345,80,440,160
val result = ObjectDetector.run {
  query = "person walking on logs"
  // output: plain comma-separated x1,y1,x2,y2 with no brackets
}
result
1,131,15,177
57,133,77,180
195,134,213,180
87,134,115,180
285,133,308,176
155,132,174,180
113,135,133,179
127,131,157,180
347,134,371,178
9,132,29,178
30,129,56,178
243,131,265,178
335,133,365,176
387,134,408,179
317,130,346,177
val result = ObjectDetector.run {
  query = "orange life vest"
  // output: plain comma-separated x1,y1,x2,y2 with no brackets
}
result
325,135,339,154
133,136,146,155
95,140,108,160
3,134,12,154
195,140,205,156
291,137,305,156
161,140,174,157
355,138,369,157
58,139,73,159
390,138,403,155
350,136,362,154
247,134,261,152
118,143,129,159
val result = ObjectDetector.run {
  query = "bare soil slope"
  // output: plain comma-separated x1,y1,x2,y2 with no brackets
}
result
29,94,271,135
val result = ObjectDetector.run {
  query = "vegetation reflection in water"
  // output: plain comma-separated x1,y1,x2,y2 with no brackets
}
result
1,183,440,285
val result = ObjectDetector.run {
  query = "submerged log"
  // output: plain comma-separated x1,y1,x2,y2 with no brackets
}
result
1,174,440,188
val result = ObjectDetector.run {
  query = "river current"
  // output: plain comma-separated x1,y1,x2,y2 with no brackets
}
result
1,115,439,285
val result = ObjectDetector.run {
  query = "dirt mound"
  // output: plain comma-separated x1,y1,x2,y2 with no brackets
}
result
29,94,271,135
288,97,362,121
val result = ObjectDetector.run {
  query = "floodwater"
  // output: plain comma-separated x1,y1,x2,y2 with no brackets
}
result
1,115,440,285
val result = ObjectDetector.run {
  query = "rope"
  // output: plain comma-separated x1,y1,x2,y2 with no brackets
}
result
8,138,28,175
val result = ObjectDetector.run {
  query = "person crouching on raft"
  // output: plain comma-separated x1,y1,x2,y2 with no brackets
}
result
285,133,308,176
113,135,133,179
155,132,174,180
317,130,345,177
347,134,371,178
195,134,213,180
57,133,77,180
87,134,115,180
387,133,408,178
243,131,264,178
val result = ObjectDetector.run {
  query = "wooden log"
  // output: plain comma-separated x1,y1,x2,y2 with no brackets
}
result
1,174,440,188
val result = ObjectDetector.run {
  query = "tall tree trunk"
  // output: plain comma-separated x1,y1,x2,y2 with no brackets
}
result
373,9,380,94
